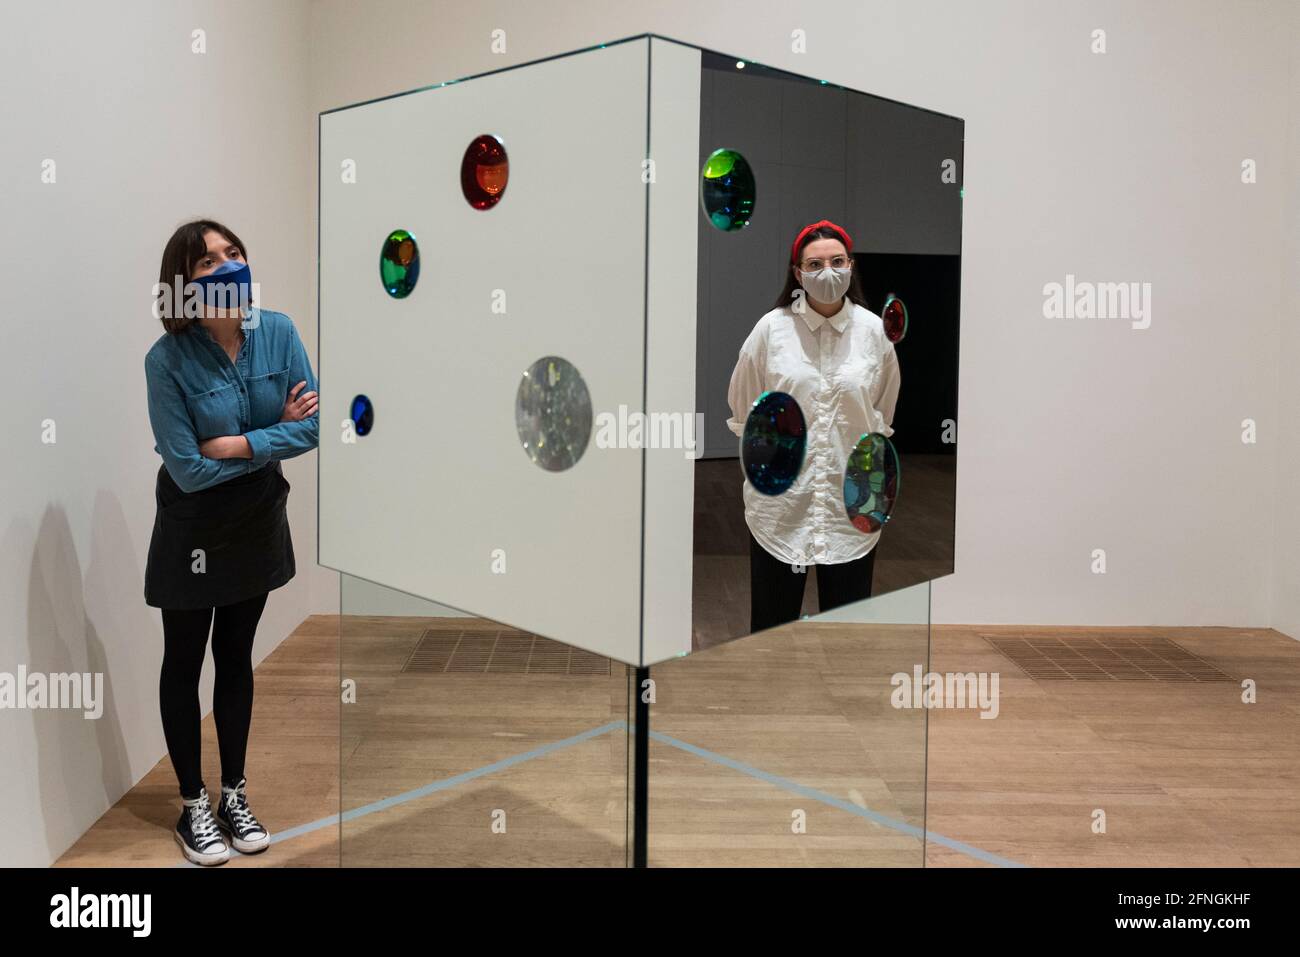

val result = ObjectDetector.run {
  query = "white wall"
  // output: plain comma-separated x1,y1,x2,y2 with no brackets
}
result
0,0,318,866
2,0,1294,867
1271,24,1300,643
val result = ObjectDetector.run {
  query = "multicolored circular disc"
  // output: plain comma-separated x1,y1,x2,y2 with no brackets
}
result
741,391,806,495
380,229,419,298
700,148,756,232
843,432,899,532
882,293,908,343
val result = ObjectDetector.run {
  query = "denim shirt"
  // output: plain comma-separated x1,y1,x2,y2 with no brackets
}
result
145,307,319,493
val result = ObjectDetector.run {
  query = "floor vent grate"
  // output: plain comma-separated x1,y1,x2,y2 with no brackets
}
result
981,634,1234,682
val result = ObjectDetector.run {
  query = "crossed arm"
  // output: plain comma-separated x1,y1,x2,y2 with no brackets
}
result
146,324,320,493
197,378,318,463
200,322,319,468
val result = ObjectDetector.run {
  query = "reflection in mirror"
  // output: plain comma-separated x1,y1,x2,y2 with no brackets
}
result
882,293,909,343
700,147,755,231
845,432,900,534
649,580,930,865
691,50,960,653
339,573,632,865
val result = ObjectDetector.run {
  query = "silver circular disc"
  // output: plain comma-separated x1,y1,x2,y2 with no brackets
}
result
515,356,592,471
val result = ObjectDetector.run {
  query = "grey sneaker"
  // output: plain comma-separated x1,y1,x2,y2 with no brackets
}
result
175,787,230,865
216,777,271,853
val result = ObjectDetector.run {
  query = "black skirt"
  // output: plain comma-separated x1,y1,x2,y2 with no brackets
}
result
144,460,295,610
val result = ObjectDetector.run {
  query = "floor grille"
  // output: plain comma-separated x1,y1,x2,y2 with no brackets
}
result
401,629,612,676
981,634,1234,682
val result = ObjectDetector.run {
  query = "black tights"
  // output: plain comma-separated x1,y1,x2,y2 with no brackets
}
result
159,591,267,799
749,533,877,633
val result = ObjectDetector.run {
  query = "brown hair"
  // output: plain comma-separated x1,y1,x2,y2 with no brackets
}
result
154,219,248,334
771,224,866,311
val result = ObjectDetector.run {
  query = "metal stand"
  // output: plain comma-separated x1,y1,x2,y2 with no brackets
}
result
632,665,649,867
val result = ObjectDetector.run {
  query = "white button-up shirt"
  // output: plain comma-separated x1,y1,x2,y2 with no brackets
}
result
726,298,901,565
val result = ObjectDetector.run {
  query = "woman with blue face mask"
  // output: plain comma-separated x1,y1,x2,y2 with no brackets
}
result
143,219,319,864
726,220,902,634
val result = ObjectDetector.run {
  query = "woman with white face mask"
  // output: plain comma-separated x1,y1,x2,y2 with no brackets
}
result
725,220,901,634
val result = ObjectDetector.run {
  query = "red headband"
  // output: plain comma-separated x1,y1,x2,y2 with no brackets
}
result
791,219,853,264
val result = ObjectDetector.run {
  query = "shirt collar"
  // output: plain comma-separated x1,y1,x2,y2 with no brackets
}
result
798,298,852,334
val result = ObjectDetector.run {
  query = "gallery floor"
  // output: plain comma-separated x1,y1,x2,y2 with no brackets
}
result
55,615,1300,868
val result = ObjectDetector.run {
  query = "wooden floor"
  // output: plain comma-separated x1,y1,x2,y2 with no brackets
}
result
927,624,1300,867
55,616,1300,868
56,614,340,868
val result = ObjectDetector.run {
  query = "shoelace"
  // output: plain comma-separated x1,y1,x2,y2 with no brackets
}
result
185,792,223,847
222,783,263,835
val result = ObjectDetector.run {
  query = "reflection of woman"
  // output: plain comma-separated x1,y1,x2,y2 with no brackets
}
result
726,220,900,633
144,219,319,865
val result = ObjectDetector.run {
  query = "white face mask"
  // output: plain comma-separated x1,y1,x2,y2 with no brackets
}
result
798,265,852,304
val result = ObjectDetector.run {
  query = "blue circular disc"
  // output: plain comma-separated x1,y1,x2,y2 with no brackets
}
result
741,391,806,495
350,394,374,436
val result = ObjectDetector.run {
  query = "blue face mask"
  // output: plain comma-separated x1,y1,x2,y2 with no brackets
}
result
190,259,253,309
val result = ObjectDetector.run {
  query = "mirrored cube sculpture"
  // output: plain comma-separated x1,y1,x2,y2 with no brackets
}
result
320,33,961,668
